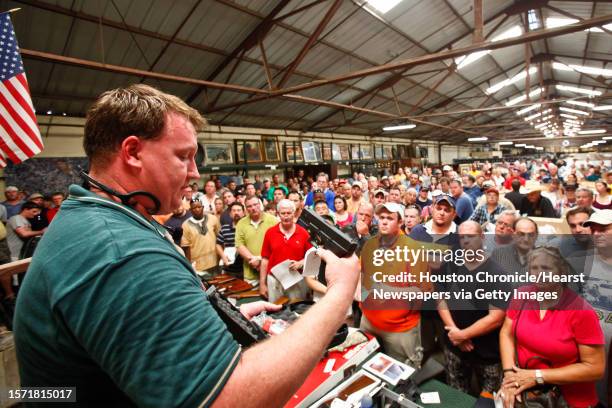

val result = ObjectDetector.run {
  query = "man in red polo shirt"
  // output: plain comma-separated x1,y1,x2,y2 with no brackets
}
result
260,199,312,302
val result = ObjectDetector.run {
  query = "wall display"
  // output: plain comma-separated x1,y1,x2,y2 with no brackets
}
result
391,146,398,159
204,143,233,165
351,145,361,160
339,144,350,160
332,144,342,161
236,140,263,163
418,146,429,159
262,137,280,162
285,142,304,162
383,146,393,159
302,141,322,163
5,157,87,196
361,145,373,160
374,145,384,159
321,144,332,161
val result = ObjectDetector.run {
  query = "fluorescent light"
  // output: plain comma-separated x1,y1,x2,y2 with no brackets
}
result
592,140,606,144
364,0,402,13
593,105,612,111
560,113,578,119
468,137,488,142
527,10,539,30
515,144,527,147
383,123,416,131
534,123,548,129
560,106,589,116
498,141,513,145
524,112,542,121
526,145,536,149
570,65,612,77
556,84,602,96
505,88,543,106
486,67,537,94
603,136,612,140
456,50,491,69
535,147,544,150
578,129,606,135
552,62,573,72
517,104,541,115
565,100,594,108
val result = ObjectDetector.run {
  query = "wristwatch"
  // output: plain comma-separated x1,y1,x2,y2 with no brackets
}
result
535,369,544,385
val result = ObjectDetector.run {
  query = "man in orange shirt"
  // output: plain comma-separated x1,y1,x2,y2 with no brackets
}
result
359,202,434,368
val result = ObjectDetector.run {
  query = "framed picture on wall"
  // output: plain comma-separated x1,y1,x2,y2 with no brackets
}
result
351,145,360,160
383,146,393,159
203,143,233,166
322,143,332,161
332,143,342,161
236,140,263,163
361,144,373,160
374,145,383,159
302,141,322,163
285,142,304,162
262,137,280,162
339,144,350,160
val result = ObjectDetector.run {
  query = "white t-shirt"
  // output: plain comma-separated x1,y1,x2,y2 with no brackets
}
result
7,214,29,260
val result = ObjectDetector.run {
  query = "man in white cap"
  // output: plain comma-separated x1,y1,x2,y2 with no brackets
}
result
581,209,612,406
359,202,429,368
347,182,365,214
2,186,24,219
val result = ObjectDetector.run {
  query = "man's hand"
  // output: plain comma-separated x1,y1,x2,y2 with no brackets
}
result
445,326,469,345
221,256,231,266
457,339,474,352
259,282,268,299
240,301,282,320
249,257,261,269
355,220,369,236
317,248,359,298
288,260,303,272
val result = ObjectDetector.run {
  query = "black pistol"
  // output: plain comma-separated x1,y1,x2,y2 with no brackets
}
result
297,207,358,257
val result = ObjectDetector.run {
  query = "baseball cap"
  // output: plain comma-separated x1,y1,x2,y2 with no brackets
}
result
434,194,456,208
431,189,444,198
5,186,18,192
381,176,389,181
352,181,362,188
28,193,44,200
420,186,430,192
583,210,612,227
375,202,404,220
564,183,577,191
263,177,271,182
442,165,452,171
373,189,387,196
485,187,499,195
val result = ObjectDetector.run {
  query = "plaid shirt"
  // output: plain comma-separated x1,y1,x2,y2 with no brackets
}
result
469,203,507,225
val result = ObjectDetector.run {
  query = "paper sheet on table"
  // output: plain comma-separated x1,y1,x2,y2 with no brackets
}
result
420,391,440,404
271,260,303,290
303,247,321,277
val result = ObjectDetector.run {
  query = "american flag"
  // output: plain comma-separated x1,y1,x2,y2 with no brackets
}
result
0,12,42,167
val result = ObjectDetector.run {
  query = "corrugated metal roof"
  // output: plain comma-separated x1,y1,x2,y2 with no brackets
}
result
10,0,611,142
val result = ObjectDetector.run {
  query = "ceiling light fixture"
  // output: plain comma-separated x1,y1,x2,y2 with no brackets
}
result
565,100,595,108
468,137,488,142
560,113,578,120
505,88,543,106
498,141,513,145
382,123,416,131
578,129,606,135
560,107,589,116
516,104,541,115
364,0,403,14
593,105,612,111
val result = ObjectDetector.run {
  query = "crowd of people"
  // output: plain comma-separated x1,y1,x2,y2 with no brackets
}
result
4,84,611,406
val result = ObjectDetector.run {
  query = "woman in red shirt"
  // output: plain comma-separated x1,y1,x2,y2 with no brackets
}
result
497,247,605,408
334,196,353,228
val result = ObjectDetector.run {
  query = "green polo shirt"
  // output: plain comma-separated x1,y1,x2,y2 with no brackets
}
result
13,185,240,407
234,213,278,281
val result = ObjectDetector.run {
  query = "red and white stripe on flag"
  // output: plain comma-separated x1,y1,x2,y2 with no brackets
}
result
0,12,43,167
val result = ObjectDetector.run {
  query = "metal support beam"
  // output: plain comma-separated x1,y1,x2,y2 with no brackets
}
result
277,0,342,88
21,48,269,95
186,0,292,103
269,15,612,96
259,39,275,90
474,0,483,42
272,0,328,23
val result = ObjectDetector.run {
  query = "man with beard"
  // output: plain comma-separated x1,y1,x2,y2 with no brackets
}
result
216,202,246,278
491,217,538,281
519,186,557,218
347,182,364,214
219,189,236,226
181,200,221,275
164,205,192,246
